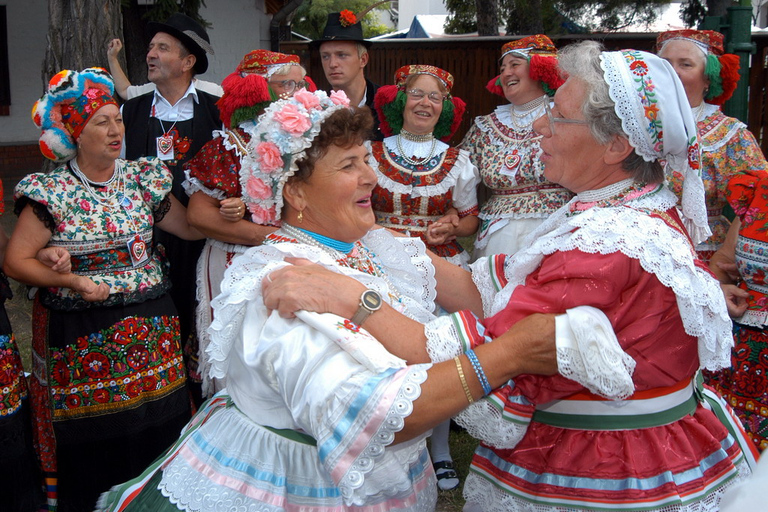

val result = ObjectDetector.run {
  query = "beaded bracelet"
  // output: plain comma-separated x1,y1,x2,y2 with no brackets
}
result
465,349,492,396
454,356,474,404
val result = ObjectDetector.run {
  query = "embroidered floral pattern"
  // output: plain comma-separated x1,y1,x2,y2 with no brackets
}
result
668,109,768,255
185,128,249,198
461,113,572,221
14,158,171,305
48,315,185,419
0,335,27,417
623,50,662,151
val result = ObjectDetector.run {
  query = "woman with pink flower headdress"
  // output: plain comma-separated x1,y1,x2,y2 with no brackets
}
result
97,89,559,512
181,50,315,398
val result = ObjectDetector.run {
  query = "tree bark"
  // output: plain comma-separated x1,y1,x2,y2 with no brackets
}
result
43,0,123,88
476,0,500,36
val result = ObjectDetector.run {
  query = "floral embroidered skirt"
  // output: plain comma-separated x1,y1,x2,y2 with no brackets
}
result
0,297,41,511
709,322,768,453
28,293,191,512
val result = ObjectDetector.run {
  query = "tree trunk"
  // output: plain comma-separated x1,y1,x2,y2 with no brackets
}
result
476,0,500,36
43,0,123,88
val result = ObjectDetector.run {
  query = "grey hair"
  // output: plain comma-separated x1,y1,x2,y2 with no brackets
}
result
558,40,663,183
270,63,307,78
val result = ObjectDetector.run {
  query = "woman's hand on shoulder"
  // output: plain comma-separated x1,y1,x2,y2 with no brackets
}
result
262,258,365,319
36,247,72,273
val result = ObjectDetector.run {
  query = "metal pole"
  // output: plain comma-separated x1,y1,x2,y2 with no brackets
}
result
723,2,755,123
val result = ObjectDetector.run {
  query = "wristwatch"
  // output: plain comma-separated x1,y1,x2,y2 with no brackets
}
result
350,289,382,327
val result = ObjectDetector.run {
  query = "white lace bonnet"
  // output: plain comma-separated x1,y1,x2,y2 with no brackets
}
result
239,89,351,226
600,50,709,245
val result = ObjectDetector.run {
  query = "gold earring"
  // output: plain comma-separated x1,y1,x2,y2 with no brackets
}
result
297,210,303,223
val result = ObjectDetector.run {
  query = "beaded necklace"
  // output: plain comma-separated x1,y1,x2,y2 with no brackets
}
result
509,95,547,131
279,224,404,305
69,158,126,207
396,129,437,167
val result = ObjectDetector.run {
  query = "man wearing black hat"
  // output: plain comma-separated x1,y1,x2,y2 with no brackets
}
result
122,12,222,404
313,12,381,139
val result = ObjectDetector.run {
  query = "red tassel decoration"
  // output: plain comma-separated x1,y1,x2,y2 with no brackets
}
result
529,55,564,92
486,75,504,97
710,54,741,106
217,72,271,129
373,85,400,137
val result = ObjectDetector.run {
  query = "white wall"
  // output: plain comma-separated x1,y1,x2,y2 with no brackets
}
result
398,0,448,31
0,0,48,144
199,0,271,85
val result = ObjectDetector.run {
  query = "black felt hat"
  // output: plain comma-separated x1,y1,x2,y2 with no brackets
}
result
147,13,214,74
311,12,372,49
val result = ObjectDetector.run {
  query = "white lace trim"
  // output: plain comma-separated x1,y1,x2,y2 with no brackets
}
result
487,187,733,371
339,366,432,505
700,109,746,153
453,391,530,449
474,110,537,149
556,306,636,400
424,315,465,363
373,146,475,200
462,458,752,512
207,230,438,379
382,135,449,159
181,170,226,200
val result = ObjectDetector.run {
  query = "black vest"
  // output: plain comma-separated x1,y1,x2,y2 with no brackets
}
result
122,89,222,205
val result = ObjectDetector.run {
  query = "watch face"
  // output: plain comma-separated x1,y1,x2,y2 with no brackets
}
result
361,290,382,310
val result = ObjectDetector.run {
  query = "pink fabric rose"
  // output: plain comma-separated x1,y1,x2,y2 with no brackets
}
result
329,90,350,106
273,104,311,135
293,89,321,110
249,204,276,225
246,177,272,200
255,141,284,173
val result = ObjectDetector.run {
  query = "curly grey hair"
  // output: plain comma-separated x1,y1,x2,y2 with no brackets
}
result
557,40,663,183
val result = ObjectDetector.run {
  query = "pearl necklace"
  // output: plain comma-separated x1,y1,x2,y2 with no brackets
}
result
509,96,547,131
396,132,437,167
69,158,125,207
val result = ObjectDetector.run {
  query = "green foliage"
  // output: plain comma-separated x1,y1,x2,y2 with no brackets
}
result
680,0,706,28
121,0,211,28
445,0,674,35
292,0,394,40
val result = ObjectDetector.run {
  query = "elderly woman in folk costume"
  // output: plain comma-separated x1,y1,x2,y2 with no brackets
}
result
370,64,479,489
4,68,202,512
459,35,572,260
183,50,315,396
97,89,559,512
260,41,758,511
657,29,768,263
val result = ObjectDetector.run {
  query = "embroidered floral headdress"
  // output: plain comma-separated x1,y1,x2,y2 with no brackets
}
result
600,50,709,244
240,89,351,225
32,67,117,162
487,34,563,98
656,29,740,106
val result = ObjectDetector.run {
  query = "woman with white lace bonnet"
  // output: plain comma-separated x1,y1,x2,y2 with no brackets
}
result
263,40,756,511
97,89,559,512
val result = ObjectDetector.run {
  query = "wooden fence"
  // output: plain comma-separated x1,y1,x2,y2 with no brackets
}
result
283,33,768,150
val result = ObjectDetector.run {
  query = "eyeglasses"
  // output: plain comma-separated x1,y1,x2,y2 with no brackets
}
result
543,99,588,135
268,79,307,94
405,88,446,105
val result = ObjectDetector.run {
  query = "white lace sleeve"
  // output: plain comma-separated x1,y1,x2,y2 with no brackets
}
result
453,388,532,449
424,315,466,362
556,306,636,400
